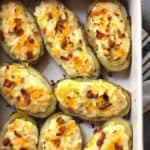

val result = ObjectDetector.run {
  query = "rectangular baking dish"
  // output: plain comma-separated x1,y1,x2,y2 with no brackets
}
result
0,0,143,149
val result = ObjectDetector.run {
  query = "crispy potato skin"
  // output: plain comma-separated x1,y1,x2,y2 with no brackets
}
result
83,118,132,150
0,0,44,64
38,113,83,150
0,112,39,150
86,0,131,72
34,0,100,78
55,78,131,122
0,63,56,118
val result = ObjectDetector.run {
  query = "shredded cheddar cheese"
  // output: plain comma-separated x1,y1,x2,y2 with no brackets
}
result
34,0,100,77
39,114,82,150
2,118,38,150
0,1,43,63
55,79,130,119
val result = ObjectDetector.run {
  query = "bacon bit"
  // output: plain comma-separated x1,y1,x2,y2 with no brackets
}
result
2,138,10,146
86,90,98,98
28,36,34,44
101,8,107,14
59,126,66,134
55,18,66,33
109,39,116,48
61,38,68,49
48,13,53,20
69,53,73,58
14,27,24,36
115,143,123,150
14,18,22,26
56,117,65,125
26,51,34,60
14,130,21,137
114,12,119,17
98,93,112,109
0,30,4,41
52,139,61,148
60,56,69,61
102,93,109,101
56,132,62,136
119,33,126,39
96,30,105,39
68,107,74,113
3,79,15,88
108,16,112,21
96,132,105,148
13,18,24,36
21,89,31,105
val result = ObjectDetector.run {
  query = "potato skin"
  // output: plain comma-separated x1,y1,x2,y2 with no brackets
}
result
38,113,83,150
86,0,131,72
0,63,56,118
0,112,39,150
84,118,132,150
34,0,100,78
0,0,44,64
55,78,131,122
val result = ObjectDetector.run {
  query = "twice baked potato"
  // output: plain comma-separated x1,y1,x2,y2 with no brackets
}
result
84,118,132,150
55,78,131,121
0,0,44,64
34,0,100,78
38,113,82,150
0,112,38,150
86,0,131,72
0,63,56,118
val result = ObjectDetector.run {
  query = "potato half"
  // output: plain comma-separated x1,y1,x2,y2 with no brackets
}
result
38,113,82,150
84,118,132,150
34,0,100,78
0,112,38,150
0,63,56,118
55,78,131,121
86,0,131,72
0,0,44,64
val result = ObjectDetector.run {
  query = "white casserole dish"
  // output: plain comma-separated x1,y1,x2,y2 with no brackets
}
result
0,0,143,149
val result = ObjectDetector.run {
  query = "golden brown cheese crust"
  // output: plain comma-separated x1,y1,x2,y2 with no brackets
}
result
84,118,132,150
86,1,131,72
55,79,131,121
0,0,44,63
38,113,82,150
1,117,38,150
0,64,56,116
34,0,100,77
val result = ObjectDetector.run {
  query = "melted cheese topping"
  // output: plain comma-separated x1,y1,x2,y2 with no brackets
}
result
55,79,130,119
0,1,43,63
1,118,38,150
39,114,82,150
0,64,54,114
84,123,129,150
87,1,130,70
34,0,99,77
